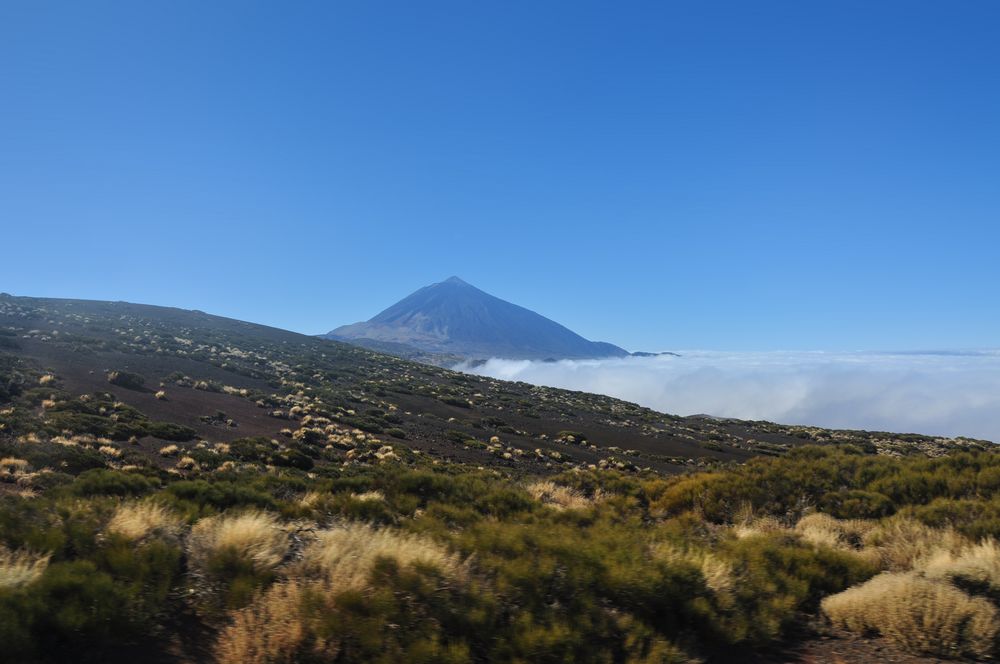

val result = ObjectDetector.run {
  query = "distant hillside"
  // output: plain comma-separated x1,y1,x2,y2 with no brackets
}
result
1,292,974,479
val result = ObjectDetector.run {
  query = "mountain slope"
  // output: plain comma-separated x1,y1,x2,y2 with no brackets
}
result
325,276,630,360
1,292,977,483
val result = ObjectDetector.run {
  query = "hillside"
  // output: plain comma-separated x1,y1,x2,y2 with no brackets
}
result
0,294,976,477
1,293,998,663
325,276,631,361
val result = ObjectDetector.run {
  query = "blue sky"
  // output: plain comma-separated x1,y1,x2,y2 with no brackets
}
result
1,1,998,351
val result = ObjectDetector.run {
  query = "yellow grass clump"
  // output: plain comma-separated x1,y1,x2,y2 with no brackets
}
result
159,444,179,457
188,511,289,576
0,457,29,475
215,524,466,663
795,512,876,551
295,522,464,590
0,546,50,589
106,501,183,542
351,490,385,502
176,456,199,471
822,572,999,658
214,580,340,664
525,480,596,511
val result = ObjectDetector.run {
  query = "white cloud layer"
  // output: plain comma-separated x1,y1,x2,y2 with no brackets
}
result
457,351,1000,442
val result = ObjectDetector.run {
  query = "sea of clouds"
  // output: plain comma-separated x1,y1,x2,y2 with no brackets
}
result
456,350,1000,442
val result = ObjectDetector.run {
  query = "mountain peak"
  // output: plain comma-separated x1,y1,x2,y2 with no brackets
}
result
325,279,629,361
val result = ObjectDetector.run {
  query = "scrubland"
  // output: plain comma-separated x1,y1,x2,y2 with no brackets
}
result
2,435,1000,662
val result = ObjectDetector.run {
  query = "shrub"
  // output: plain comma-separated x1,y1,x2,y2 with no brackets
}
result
864,517,966,571
214,580,316,664
147,421,196,441
166,480,277,511
107,370,145,390
0,561,139,660
271,448,314,470
525,480,595,510
70,468,157,497
822,572,999,658
217,526,478,664
819,489,895,519
718,531,878,643
794,512,876,551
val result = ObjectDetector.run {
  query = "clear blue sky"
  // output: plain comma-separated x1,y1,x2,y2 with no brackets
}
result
2,1,998,351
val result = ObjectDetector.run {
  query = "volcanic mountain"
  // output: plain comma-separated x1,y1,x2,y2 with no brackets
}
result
324,277,630,361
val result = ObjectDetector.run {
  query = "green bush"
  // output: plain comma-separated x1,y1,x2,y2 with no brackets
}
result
146,421,197,442
0,561,139,661
107,370,145,390
70,469,158,497
166,480,277,512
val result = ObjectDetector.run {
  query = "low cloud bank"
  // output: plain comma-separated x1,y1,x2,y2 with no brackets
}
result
456,351,1000,442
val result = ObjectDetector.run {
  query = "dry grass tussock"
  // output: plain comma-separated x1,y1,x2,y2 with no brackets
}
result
106,501,183,542
795,512,876,550
525,480,600,510
214,580,340,664
351,490,385,502
295,522,465,590
215,524,466,663
0,457,29,472
822,572,998,658
795,513,972,573
863,517,966,572
918,538,1000,593
188,511,289,575
0,545,49,589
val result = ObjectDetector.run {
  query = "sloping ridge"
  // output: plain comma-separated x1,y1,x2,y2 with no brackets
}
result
326,276,629,360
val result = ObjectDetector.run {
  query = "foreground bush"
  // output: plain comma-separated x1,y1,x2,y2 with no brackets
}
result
215,524,479,663
822,572,999,659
